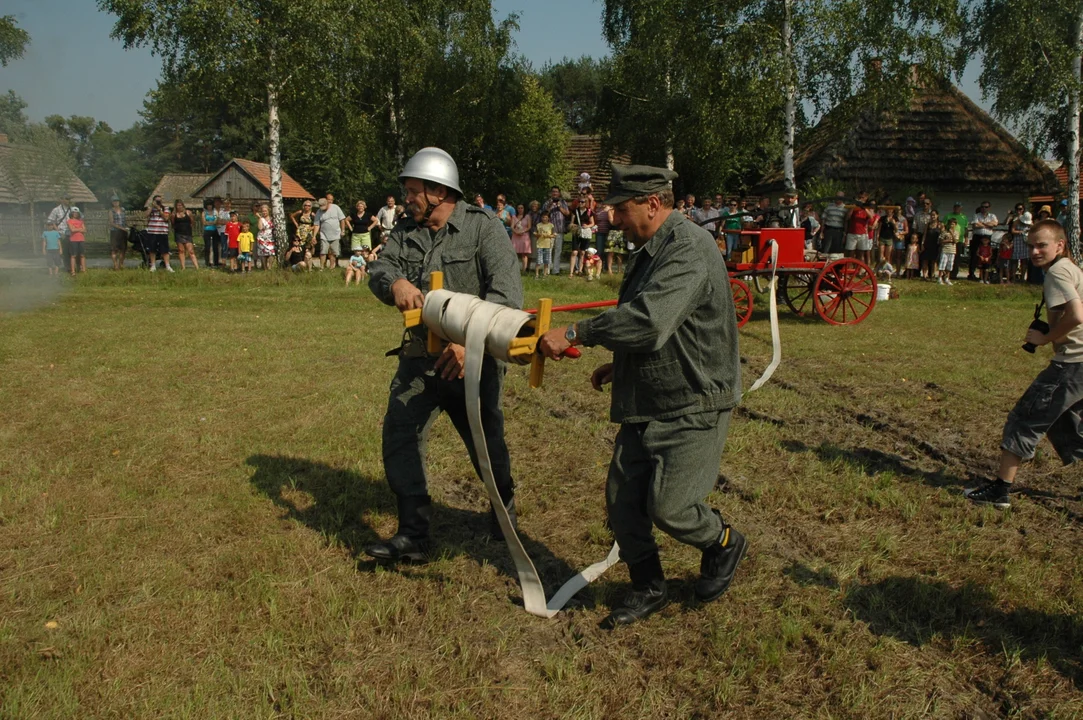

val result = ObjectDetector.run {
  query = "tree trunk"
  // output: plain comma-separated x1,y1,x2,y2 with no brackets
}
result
267,81,288,264
1069,9,1083,260
782,0,796,192
664,70,675,171
388,84,404,168
29,200,36,255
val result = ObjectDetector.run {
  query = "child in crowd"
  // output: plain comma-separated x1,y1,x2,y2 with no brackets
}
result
606,228,625,274
977,234,994,284
534,212,554,279
582,247,603,281
256,205,275,270
67,207,87,275
42,222,62,276
998,233,1013,284
285,237,308,272
345,246,367,285
225,212,241,272
938,218,959,285
237,221,255,273
905,232,920,280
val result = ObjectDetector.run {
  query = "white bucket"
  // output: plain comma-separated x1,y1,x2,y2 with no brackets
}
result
877,284,891,301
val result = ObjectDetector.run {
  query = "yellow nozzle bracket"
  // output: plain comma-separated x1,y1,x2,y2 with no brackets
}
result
400,272,446,355
528,298,552,388
426,272,444,354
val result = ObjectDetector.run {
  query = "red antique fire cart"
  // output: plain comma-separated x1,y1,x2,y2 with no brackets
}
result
725,227,878,327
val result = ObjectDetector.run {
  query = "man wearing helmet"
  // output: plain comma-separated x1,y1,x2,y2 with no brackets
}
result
365,147,524,563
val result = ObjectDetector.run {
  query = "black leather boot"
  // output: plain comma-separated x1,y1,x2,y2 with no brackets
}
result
603,554,668,628
488,496,517,541
695,520,747,603
364,495,432,563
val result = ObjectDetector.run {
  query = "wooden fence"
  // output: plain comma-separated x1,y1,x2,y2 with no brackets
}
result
0,210,149,250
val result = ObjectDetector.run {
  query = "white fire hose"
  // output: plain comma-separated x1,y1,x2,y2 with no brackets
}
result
418,241,779,617
421,289,620,618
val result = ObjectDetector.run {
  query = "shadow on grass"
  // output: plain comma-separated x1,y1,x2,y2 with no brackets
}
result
787,562,1083,685
780,439,967,489
246,454,583,601
781,440,1083,523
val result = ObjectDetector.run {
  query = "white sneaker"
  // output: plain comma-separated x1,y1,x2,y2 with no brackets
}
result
945,278,953,285
165,265,175,273
149,265,157,272
936,278,943,284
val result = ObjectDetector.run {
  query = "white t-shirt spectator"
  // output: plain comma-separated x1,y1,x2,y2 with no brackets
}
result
377,205,397,232
973,211,997,237
317,203,346,241
47,203,70,234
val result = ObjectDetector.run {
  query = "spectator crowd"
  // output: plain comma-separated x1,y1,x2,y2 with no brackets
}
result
41,179,1073,287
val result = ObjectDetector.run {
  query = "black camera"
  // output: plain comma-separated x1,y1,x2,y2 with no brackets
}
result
1022,302,1049,353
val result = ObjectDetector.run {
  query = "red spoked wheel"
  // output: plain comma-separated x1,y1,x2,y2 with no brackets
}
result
731,277,753,328
777,271,818,317
812,259,877,325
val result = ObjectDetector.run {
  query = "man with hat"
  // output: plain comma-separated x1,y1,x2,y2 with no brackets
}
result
47,196,72,265
539,163,746,627
778,189,800,229
316,193,347,270
365,147,523,563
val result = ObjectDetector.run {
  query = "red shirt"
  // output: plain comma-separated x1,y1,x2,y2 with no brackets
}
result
846,207,869,235
226,221,241,248
67,218,86,242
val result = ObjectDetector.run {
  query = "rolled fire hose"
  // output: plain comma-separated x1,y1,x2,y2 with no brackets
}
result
419,244,780,617
421,289,621,618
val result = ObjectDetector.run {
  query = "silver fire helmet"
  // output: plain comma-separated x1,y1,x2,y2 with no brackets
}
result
398,147,462,195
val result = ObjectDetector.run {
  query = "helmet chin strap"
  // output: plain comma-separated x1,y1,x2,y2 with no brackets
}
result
418,187,443,227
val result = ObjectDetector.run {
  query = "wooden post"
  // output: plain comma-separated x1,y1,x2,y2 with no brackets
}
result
426,271,444,355
528,297,553,388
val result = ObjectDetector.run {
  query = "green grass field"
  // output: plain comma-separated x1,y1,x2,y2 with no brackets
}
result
1,268,1081,719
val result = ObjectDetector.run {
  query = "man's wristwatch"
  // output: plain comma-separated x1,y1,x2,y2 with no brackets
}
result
564,323,578,345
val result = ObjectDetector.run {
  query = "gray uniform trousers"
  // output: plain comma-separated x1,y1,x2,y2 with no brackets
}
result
606,409,730,566
382,354,514,505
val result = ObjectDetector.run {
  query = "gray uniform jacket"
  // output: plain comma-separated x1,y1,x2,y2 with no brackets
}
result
369,200,524,343
577,211,741,423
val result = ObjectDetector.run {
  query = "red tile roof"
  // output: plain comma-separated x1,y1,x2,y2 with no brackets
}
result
232,158,314,199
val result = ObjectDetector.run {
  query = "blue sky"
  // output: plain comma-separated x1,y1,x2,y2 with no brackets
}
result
2,0,987,131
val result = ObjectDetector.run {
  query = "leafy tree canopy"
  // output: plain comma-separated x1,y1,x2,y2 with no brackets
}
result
0,15,30,67
538,56,610,134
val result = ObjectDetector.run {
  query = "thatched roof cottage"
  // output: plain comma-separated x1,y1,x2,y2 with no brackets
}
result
754,75,1060,219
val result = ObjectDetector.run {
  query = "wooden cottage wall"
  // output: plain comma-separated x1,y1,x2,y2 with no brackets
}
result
196,166,268,201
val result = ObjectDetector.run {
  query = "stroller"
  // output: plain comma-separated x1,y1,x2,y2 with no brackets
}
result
129,224,166,270
129,227,151,268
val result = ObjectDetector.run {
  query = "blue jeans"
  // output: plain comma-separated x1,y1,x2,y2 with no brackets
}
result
725,233,740,258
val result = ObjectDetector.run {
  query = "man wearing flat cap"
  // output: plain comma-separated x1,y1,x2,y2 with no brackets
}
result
540,163,746,628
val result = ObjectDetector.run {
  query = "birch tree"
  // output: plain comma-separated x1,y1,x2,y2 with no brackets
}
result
98,0,361,255
600,0,966,193
965,0,1083,258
